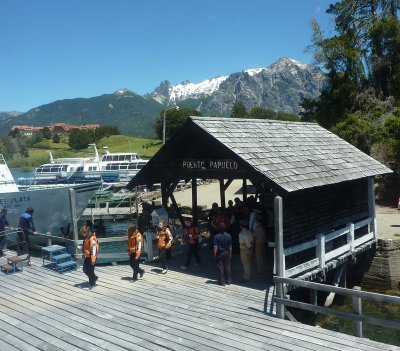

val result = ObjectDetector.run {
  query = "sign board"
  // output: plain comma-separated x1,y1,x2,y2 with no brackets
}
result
181,159,239,171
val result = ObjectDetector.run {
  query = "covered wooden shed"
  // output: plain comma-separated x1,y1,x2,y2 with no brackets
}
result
127,117,392,279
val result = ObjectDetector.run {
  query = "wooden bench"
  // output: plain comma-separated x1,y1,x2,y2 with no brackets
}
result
56,261,77,273
1,263,15,274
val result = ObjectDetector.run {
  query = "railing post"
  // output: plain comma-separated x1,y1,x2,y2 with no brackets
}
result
274,196,285,319
348,223,355,254
317,234,325,268
353,286,363,337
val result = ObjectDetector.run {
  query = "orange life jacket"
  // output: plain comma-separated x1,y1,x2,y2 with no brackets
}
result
157,228,172,250
182,226,200,245
83,232,99,259
128,230,143,255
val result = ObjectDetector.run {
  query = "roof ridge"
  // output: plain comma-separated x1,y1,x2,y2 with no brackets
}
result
189,116,317,126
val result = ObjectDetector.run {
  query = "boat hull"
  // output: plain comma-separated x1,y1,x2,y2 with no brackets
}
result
0,182,101,237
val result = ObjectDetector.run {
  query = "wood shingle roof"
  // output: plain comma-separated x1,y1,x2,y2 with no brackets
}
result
190,117,392,192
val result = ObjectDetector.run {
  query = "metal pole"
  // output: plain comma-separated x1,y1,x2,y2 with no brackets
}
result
162,109,167,145
69,188,79,263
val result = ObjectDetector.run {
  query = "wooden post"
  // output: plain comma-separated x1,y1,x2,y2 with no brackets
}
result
242,178,247,201
135,186,139,217
161,181,168,209
219,178,226,209
274,196,285,319
368,178,377,240
192,178,198,226
353,286,363,337
317,234,326,269
69,188,79,263
348,223,355,254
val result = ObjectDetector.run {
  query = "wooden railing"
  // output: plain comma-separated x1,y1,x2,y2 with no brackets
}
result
273,276,400,337
281,217,374,278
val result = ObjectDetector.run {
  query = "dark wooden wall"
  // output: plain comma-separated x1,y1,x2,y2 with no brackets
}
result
282,178,369,247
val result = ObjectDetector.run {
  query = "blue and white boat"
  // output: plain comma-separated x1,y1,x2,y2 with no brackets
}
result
18,144,148,185
0,154,100,237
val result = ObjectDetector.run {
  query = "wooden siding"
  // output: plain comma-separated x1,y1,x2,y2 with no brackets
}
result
282,179,369,248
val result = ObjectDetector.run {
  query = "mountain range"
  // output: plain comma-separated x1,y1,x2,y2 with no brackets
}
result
0,58,325,138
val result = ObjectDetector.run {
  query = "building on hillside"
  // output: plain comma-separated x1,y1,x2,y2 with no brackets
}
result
11,123,100,136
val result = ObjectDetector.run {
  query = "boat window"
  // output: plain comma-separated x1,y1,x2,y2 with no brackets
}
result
120,163,128,170
111,164,119,170
76,167,83,172
43,166,52,172
128,163,136,169
112,156,118,161
137,162,146,169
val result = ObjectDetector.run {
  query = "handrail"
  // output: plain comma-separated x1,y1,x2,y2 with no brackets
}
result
0,229,131,260
273,276,400,337
283,217,374,278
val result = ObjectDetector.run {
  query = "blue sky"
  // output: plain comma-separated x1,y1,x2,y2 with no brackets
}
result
0,0,332,112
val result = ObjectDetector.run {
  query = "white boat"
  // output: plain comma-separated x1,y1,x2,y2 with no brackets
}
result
0,154,101,237
17,144,148,185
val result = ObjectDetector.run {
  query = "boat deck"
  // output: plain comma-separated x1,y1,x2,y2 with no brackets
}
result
0,249,399,351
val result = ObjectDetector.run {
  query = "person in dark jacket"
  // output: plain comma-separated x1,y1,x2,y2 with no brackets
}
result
213,223,232,286
0,208,10,256
17,207,36,263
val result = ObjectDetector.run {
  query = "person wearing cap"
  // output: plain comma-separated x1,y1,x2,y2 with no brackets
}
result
127,224,144,282
156,220,173,274
80,225,99,289
181,218,201,270
17,207,37,264
213,222,232,286
0,208,10,256
238,220,253,282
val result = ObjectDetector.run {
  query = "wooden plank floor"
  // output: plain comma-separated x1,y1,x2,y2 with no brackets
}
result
0,248,399,351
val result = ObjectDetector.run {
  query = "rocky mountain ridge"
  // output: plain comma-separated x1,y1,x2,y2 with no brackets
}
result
0,58,325,137
148,57,325,114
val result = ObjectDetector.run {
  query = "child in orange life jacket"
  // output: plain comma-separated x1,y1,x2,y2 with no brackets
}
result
156,220,173,274
127,225,144,282
80,225,99,289
181,218,201,270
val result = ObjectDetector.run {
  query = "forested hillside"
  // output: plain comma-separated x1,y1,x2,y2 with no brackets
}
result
301,0,400,202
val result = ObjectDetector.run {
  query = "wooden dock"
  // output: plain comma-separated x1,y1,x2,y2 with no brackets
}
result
0,249,399,351
81,206,136,221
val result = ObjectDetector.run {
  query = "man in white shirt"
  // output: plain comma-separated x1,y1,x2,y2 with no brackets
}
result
238,220,253,282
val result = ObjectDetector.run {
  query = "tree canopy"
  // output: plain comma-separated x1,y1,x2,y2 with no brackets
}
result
305,0,400,202
154,107,201,142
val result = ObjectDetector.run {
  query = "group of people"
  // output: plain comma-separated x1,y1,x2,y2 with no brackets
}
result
1,200,270,290
208,196,271,285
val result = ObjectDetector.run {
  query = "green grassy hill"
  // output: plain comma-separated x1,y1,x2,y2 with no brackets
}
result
7,135,161,169
0,90,164,138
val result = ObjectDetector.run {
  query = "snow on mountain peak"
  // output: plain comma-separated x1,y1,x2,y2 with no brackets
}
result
245,68,264,76
114,88,134,96
168,76,228,102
